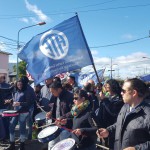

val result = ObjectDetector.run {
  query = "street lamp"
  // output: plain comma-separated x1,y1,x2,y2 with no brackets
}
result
16,22,46,80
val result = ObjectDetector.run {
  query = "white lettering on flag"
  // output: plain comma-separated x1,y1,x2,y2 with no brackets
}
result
40,30,69,60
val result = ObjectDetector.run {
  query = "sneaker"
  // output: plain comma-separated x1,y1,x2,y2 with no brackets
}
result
4,142,15,150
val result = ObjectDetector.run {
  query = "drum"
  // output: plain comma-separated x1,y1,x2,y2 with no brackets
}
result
0,109,7,116
35,112,46,125
38,125,62,143
2,110,19,117
51,138,76,150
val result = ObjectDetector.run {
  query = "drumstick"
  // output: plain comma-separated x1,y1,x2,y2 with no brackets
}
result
37,119,73,132
37,106,44,108
92,118,105,147
51,117,73,132
38,122,56,128
36,102,46,113
96,144,109,150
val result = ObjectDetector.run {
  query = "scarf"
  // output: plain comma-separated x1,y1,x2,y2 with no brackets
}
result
71,100,90,117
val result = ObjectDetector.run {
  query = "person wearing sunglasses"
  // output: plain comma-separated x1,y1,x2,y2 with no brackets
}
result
60,89,98,150
97,78,150,150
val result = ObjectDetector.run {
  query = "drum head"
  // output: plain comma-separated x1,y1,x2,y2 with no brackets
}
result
52,138,75,150
3,110,17,114
38,126,59,139
35,112,46,121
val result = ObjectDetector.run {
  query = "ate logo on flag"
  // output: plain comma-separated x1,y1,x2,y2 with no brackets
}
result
39,30,69,60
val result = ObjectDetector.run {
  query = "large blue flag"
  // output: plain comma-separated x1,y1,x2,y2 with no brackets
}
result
18,15,94,84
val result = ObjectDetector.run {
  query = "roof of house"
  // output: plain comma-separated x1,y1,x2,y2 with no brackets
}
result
0,50,12,55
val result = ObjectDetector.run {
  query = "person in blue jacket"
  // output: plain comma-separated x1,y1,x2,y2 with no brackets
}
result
6,79,33,150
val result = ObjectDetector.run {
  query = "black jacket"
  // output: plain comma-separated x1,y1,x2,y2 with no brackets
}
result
49,89,73,120
97,95,124,149
107,102,150,150
0,82,12,109
71,107,98,149
98,95,124,128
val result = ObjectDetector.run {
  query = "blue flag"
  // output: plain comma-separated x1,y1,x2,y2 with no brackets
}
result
18,15,94,84
139,74,150,82
70,69,105,86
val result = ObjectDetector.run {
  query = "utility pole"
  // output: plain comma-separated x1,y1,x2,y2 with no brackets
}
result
108,57,115,79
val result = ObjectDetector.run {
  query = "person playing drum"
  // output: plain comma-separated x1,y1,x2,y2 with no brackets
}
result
5,79,33,150
46,81,73,150
57,89,98,150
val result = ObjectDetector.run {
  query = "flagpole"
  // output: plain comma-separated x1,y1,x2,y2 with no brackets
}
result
75,12,101,84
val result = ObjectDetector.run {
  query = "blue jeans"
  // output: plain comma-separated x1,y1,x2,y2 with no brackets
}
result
9,112,29,142
26,108,34,140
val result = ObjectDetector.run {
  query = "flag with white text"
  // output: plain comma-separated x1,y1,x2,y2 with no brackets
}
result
18,15,94,84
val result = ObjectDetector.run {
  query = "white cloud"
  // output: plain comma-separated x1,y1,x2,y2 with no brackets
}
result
122,33,135,40
29,17,38,24
0,42,6,51
88,52,150,79
20,18,29,24
91,50,98,55
24,0,52,23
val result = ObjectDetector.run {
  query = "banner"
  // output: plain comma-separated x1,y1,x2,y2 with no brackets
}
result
70,69,105,86
139,74,150,82
18,15,94,84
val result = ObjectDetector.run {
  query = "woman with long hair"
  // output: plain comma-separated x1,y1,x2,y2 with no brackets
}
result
6,79,32,150
98,79,124,149
58,89,98,150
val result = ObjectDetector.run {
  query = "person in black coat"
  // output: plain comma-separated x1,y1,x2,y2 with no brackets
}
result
59,89,98,150
97,78,150,150
0,75,12,142
46,81,74,150
97,79,124,149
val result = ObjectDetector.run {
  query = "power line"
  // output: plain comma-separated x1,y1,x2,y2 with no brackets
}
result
0,0,119,18
1,35,149,51
0,35,17,43
90,36,149,48
0,42,17,47
71,0,119,9
0,3,150,19
0,35,25,44
77,3,150,13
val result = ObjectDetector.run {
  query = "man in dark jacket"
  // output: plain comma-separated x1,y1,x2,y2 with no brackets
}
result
97,78,150,150
46,81,73,150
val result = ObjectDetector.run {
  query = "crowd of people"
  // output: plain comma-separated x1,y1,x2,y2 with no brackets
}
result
0,74,150,150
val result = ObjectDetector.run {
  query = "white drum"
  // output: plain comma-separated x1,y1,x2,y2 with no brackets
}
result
2,110,18,117
52,138,76,150
38,125,61,143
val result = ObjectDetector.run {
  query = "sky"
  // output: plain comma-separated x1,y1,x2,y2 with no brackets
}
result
0,0,150,79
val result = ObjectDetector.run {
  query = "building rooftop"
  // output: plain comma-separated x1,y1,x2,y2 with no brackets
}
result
0,50,12,55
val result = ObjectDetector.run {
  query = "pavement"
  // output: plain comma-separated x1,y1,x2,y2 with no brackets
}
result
0,139,44,150
0,125,45,150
